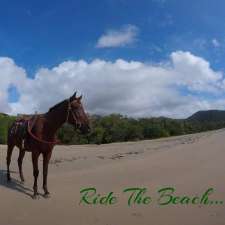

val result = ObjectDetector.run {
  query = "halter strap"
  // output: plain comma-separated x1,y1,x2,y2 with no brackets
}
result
65,99,81,128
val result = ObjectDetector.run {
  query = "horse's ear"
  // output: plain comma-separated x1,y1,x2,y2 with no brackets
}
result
70,91,77,101
77,95,82,101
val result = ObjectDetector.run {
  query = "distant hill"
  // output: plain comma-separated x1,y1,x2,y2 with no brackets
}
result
187,110,225,122
0,113,10,117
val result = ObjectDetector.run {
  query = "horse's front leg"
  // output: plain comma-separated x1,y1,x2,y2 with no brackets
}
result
32,151,40,199
43,151,52,198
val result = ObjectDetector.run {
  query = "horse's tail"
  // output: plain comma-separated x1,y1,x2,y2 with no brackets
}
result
7,121,16,146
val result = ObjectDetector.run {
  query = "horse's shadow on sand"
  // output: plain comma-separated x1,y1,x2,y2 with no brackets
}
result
0,169,33,198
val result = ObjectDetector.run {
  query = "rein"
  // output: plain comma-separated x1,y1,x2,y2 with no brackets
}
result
27,120,60,145
27,99,80,145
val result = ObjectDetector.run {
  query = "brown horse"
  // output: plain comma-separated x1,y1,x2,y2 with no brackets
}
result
6,92,90,199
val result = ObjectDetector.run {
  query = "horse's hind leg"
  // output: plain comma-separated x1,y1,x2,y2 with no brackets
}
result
6,144,14,182
18,149,25,182
32,151,40,199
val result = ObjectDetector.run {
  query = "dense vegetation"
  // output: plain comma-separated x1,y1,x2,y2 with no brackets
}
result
58,112,225,145
0,113,16,144
1,111,225,145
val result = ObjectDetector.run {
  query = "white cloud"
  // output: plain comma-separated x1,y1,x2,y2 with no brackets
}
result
0,57,27,113
212,38,220,48
0,51,225,118
171,51,223,93
96,25,138,48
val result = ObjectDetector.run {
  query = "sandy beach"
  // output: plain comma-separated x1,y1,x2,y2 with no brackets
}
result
0,129,225,225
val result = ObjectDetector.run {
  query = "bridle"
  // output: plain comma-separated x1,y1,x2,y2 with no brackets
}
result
65,99,82,128
27,99,82,145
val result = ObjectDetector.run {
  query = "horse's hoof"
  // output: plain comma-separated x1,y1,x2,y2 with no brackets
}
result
20,178,25,183
32,195,36,199
43,193,51,199
32,192,40,199
32,194,40,200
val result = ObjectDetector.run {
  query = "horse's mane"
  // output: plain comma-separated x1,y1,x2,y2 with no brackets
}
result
48,99,68,112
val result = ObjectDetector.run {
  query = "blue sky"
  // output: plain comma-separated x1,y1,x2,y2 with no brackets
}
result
1,0,225,72
1,0,225,117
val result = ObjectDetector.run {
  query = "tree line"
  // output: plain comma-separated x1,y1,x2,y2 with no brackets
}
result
0,113,225,145
57,114,225,145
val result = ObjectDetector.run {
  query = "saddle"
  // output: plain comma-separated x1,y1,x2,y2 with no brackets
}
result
11,115,38,150
10,113,59,149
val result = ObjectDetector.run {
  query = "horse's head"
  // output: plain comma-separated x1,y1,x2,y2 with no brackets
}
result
67,92,90,134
